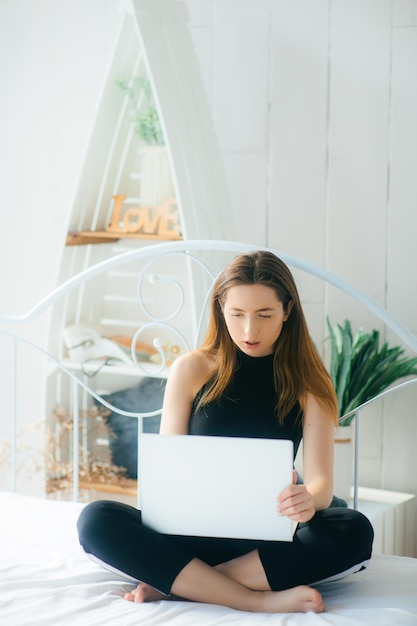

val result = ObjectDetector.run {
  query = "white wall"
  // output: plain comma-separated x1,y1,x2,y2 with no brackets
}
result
1,1,417,504
0,0,120,314
0,0,121,493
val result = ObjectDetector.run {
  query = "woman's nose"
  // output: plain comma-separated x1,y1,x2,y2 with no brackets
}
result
244,316,257,336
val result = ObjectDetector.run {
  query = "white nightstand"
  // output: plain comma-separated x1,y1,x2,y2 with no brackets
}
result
350,487,416,557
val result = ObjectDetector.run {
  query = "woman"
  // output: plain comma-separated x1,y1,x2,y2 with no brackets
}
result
78,251,373,614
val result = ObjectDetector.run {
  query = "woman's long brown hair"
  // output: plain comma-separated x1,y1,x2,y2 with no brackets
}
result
197,251,338,423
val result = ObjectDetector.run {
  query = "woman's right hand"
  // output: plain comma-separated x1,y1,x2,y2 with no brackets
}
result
277,471,315,523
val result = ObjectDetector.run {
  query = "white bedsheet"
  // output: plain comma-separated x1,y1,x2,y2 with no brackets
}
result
1,492,416,626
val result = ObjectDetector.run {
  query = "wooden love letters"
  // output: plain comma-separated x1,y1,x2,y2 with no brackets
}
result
106,195,181,238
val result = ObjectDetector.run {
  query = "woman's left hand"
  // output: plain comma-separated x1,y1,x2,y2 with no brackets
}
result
277,470,315,523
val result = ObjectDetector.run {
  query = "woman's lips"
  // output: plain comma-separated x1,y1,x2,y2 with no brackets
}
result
244,341,260,349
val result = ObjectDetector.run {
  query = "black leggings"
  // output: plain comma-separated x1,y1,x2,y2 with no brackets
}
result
77,500,373,595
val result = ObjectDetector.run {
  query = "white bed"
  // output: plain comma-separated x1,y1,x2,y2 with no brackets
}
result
1,240,417,625
1,492,416,625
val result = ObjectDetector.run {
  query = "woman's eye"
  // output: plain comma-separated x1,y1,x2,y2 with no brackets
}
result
259,314,272,319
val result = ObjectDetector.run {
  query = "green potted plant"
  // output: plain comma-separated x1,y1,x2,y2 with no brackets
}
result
327,317,417,500
117,74,164,146
327,317,417,425
117,74,174,205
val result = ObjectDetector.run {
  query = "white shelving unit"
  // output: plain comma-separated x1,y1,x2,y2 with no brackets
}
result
44,0,234,498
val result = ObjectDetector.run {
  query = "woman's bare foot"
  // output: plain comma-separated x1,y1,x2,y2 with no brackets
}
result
124,582,167,603
259,585,324,613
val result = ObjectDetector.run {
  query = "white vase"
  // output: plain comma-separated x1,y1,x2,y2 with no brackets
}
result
333,424,354,502
140,145,174,206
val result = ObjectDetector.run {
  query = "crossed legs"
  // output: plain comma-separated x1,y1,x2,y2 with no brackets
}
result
125,551,324,613
78,501,372,614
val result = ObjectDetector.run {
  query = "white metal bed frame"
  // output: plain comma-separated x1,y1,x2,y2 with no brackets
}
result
1,240,417,509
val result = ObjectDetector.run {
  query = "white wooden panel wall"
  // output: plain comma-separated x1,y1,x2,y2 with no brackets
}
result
269,1,330,342
387,3,417,337
326,0,391,327
383,2,417,495
325,1,392,488
213,0,270,244
270,0,329,264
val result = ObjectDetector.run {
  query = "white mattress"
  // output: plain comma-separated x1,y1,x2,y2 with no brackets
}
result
1,492,416,626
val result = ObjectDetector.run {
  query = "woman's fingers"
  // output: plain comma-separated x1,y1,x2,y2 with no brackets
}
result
277,485,314,522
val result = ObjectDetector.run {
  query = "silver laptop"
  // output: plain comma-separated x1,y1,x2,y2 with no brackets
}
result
139,434,294,541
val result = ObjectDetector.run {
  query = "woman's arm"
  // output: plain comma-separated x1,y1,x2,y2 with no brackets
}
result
301,393,335,509
159,350,214,435
278,393,334,522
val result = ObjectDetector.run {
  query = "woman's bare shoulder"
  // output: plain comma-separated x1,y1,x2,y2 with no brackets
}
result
171,349,215,380
166,349,214,395
160,351,216,434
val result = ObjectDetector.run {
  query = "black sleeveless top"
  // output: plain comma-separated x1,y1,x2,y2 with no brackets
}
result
189,351,303,460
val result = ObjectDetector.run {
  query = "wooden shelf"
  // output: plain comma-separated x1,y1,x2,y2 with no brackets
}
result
66,230,183,246
79,480,138,496
46,480,138,501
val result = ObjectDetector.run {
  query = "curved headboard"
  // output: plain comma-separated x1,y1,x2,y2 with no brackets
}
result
1,240,416,503
3,240,417,354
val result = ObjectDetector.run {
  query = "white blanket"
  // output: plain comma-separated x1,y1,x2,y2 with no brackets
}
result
1,492,416,625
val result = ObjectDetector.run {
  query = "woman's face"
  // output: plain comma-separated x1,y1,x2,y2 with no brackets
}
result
222,284,288,357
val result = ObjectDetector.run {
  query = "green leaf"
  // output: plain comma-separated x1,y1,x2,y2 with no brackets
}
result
117,73,164,145
327,317,417,421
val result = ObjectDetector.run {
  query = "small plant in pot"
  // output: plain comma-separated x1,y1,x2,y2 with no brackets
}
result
116,74,164,146
117,73,174,206
327,317,417,425
327,317,417,501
